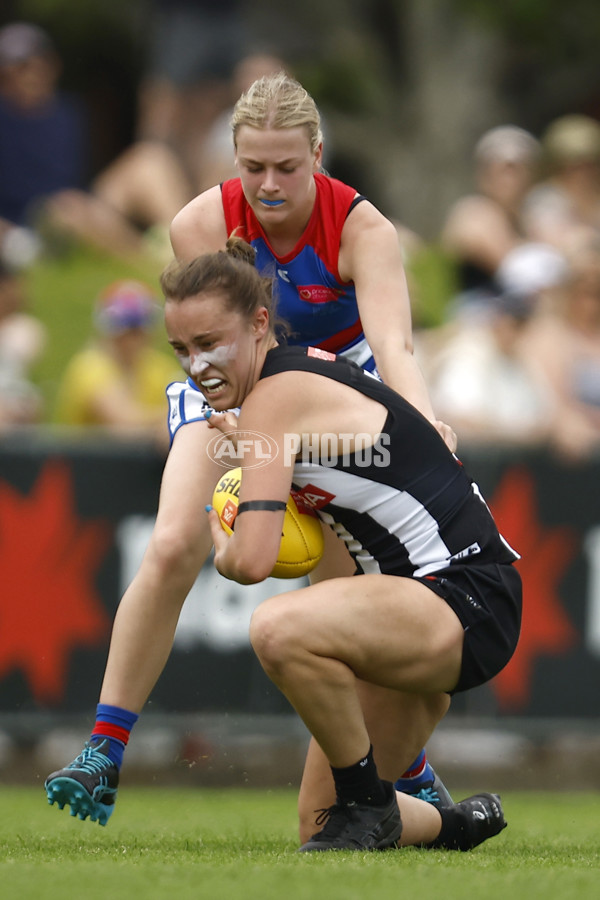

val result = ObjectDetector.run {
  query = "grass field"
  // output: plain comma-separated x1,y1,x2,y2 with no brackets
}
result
1,786,598,900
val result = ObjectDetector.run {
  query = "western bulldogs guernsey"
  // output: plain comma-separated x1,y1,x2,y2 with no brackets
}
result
260,345,520,579
221,174,373,369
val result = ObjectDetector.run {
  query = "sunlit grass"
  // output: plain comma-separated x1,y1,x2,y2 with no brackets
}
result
1,786,599,900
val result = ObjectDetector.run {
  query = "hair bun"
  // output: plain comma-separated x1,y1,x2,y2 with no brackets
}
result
225,236,257,267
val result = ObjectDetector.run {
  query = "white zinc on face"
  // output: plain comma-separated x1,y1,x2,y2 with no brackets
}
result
179,342,239,378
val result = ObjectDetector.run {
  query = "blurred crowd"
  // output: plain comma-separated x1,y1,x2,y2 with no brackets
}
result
422,117,600,462
2,15,600,462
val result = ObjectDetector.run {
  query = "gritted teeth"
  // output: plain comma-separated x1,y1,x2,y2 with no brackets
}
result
201,378,224,389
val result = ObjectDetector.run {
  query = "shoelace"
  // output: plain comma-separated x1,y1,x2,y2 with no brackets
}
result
312,802,357,838
68,743,113,775
314,805,337,827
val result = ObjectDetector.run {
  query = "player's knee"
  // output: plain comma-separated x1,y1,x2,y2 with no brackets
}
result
249,595,303,675
146,519,209,582
426,691,451,725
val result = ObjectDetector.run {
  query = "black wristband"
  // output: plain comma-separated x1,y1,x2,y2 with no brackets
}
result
237,500,287,514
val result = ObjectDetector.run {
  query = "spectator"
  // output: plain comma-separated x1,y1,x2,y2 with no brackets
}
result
440,125,541,315
521,240,600,461
0,21,192,267
523,114,600,255
419,242,569,448
54,279,179,449
0,258,46,426
136,0,246,191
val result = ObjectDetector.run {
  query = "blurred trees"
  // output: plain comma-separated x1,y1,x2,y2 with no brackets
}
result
3,0,600,237
260,0,600,236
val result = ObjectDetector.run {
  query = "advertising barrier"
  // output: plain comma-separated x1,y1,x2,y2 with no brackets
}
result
0,431,598,720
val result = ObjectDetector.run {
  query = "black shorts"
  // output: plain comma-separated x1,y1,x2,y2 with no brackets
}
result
414,562,522,694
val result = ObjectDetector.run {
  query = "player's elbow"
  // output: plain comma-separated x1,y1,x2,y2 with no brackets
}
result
400,334,414,354
376,332,414,364
228,547,276,585
231,563,271,585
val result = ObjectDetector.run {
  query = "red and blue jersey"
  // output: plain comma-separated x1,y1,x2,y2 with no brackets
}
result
167,174,373,442
221,173,373,369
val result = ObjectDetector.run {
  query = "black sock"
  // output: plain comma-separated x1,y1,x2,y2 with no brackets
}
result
424,805,469,851
330,745,389,806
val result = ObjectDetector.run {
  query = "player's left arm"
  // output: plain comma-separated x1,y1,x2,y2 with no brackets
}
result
207,378,299,584
339,202,439,425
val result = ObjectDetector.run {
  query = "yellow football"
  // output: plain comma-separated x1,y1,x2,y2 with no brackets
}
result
212,467,324,578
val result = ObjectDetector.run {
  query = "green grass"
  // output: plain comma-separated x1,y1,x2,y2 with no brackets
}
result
23,246,166,416
1,787,599,899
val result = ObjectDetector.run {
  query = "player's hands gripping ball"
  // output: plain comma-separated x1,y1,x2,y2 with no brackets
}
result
211,467,324,578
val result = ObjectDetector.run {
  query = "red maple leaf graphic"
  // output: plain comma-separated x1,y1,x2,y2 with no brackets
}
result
488,467,579,712
0,461,111,705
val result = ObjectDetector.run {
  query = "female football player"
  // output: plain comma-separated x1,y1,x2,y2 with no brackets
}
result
181,239,520,851
45,74,458,833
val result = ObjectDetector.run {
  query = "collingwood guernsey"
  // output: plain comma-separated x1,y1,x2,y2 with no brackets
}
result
259,345,520,578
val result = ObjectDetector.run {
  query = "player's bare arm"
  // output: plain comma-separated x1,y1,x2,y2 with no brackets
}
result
208,379,301,583
339,201,438,424
170,185,229,260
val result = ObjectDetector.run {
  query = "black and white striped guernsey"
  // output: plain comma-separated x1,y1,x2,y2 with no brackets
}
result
259,345,520,578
